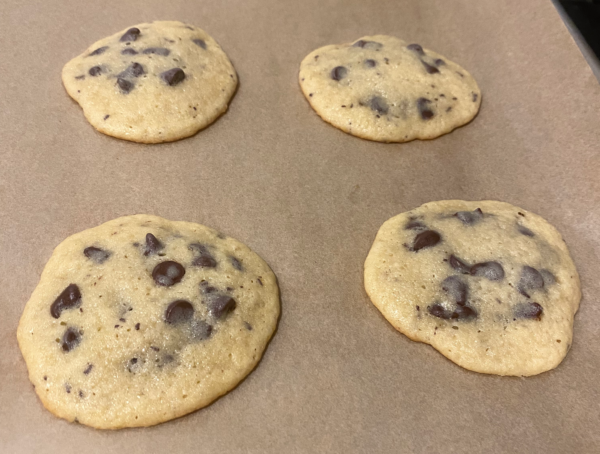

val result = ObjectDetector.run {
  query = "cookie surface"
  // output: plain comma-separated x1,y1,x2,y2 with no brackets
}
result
364,201,580,376
299,35,481,142
62,21,238,143
17,215,279,429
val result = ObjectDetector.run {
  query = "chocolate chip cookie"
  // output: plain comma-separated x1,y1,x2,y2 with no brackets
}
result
17,215,279,428
364,201,580,376
62,21,238,143
299,35,481,142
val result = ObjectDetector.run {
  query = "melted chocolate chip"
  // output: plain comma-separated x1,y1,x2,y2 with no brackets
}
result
449,255,471,274
231,257,243,271
518,266,544,297
452,305,477,320
518,225,535,237
407,43,425,55
441,276,468,305
470,262,505,281
51,284,82,319
428,304,451,319
353,40,382,49
161,68,186,86
152,261,185,286
417,98,434,120
207,295,236,318
405,219,426,230
120,28,141,42
190,320,213,340
135,323,140,330
143,47,170,56
119,62,145,78
192,38,207,49
121,48,138,55
455,208,483,225
83,364,93,375
369,96,388,115
412,230,441,252
257,278,263,286
61,327,81,352
330,66,348,81
472,93,478,102
365,59,377,67
514,302,543,320
434,59,446,66
89,46,108,56
88,66,102,77
200,280,218,293
117,78,134,94
164,300,194,324
540,269,556,286
421,61,440,74
192,254,217,268
144,233,163,256
84,246,111,264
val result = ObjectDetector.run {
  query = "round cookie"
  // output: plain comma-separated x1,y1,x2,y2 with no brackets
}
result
299,35,481,142
62,21,238,143
17,215,279,429
364,201,581,376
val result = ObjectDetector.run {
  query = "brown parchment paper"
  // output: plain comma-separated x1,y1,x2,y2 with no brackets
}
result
1,0,599,452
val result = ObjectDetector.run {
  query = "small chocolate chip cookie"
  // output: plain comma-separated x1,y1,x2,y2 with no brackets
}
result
299,35,481,142
62,21,238,143
364,201,580,376
17,215,279,428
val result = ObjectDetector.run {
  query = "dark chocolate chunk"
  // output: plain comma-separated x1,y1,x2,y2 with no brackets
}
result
88,66,102,76
353,40,383,49
120,27,141,42
449,255,471,274
470,262,505,281
192,38,207,49
455,208,483,225
518,266,544,297
428,303,452,319
143,47,170,56
152,261,185,286
207,295,236,318
161,68,186,86
164,300,194,324
144,233,163,256
61,327,81,352
103,115,110,120
257,278,263,286
421,61,440,74
135,323,140,330
406,43,425,55
434,59,446,66
365,59,377,67
514,302,543,320
452,305,477,320
121,48,138,55
119,62,145,78
190,320,213,340
417,97,434,120
117,78,134,94
83,364,93,375
369,96,388,115
89,46,108,56
231,257,243,271
330,66,348,81
51,284,82,319
84,246,110,264
441,276,467,305
518,225,535,237
412,230,441,252
192,254,217,268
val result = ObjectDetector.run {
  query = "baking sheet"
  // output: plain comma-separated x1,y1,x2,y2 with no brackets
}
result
1,0,600,452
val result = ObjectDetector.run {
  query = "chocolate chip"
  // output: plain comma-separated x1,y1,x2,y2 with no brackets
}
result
121,48,138,55
165,300,194,324
244,322,253,330
470,262,505,281
518,225,535,237
365,59,377,67
200,280,218,293
407,43,425,55
540,269,556,286
428,303,451,319
83,364,93,375
449,255,471,274
75,75,85,80
192,38,207,49
472,93,478,102
412,230,441,252
421,61,440,74
120,27,141,42
452,305,477,320
61,327,81,352
144,233,163,256
104,115,110,120
257,278,263,286
84,246,110,264
405,219,426,230
143,47,170,56
434,59,446,66
207,295,236,318
135,323,140,330
150,346,160,351
369,96,388,115
89,46,108,56
441,276,468,305
79,390,85,398
152,261,185,287
514,302,543,320
160,68,186,86
330,66,348,81
119,62,145,78
88,66,102,76
192,254,217,268
190,320,213,340
117,78,134,94
518,266,544,297
455,208,483,225
65,384,72,393
51,284,82,319
231,257,243,271
353,40,382,49
417,98,434,120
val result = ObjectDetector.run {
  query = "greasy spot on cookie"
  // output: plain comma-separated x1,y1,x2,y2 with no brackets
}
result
152,261,186,287
51,284,82,319
470,261,505,281
61,327,81,352
161,68,186,86
330,66,347,81
165,300,194,324
411,230,441,252
84,246,111,264
120,27,141,42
